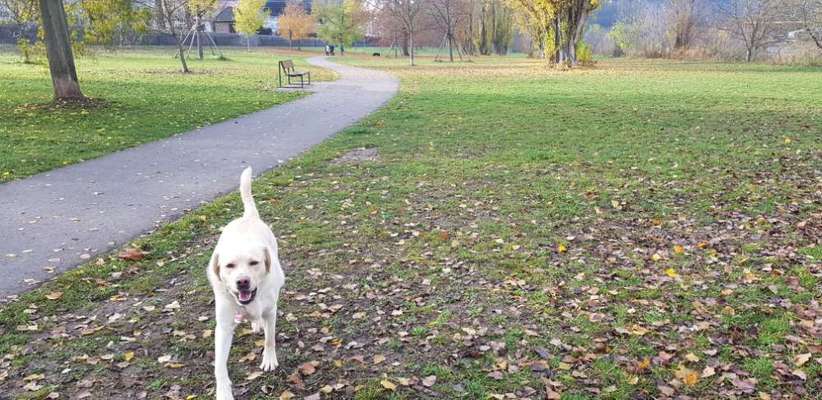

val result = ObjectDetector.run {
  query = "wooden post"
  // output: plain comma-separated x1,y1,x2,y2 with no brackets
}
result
39,0,83,99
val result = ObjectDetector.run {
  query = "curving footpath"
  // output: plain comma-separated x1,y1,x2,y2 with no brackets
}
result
0,56,398,299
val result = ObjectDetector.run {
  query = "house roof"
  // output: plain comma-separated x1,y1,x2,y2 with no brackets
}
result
214,7,235,23
211,0,312,22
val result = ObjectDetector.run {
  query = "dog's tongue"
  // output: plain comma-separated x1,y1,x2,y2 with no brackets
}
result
239,290,252,302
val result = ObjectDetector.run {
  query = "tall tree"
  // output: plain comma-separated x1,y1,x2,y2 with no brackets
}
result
793,0,822,49
429,0,465,61
39,0,83,99
188,0,218,59
157,0,190,72
315,0,367,55
235,0,267,50
1,0,38,62
667,0,702,51
378,0,427,65
718,0,782,62
506,0,599,65
81,0,151,48
278,0,315,49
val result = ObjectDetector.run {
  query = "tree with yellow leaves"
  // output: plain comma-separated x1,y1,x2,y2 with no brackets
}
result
505,0,599,66
278,1,315,50
188,0,218,59
235,0,268,50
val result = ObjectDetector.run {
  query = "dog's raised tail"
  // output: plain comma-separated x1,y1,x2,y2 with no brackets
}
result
240,167,259,219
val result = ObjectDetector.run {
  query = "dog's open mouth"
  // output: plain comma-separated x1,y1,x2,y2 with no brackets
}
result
235,288,257,305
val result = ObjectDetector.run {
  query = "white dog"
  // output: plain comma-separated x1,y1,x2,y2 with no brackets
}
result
207,167,285,400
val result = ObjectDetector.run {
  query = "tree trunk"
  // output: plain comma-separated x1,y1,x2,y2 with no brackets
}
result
39,0,83,99
409,29,415,66
448,33,454,62
176,39,190,72
401,30,410,56
289,32,293,49
196,17,204,60
745,47,752,62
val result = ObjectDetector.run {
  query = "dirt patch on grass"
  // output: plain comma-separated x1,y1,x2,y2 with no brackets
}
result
331,148,380,165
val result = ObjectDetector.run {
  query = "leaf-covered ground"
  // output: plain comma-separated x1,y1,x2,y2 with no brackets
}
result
0,56,820,400
0,47,333,182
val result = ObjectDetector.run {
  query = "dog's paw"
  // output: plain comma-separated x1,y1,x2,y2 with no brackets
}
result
260,351,278,371
251,321,261,334
215,383,234,400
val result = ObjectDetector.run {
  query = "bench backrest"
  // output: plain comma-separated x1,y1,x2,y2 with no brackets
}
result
279,60,296,73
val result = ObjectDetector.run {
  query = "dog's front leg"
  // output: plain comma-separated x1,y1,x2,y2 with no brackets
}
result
215,301,236,400
260,296,279,371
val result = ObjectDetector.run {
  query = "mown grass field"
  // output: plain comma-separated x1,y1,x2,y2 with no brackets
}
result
0,55,819,400
0,47,333,182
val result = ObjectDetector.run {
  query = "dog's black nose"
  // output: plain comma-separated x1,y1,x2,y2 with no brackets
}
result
236,278,250,290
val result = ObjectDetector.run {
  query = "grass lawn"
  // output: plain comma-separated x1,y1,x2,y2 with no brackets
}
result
0,47,333,182
0,55,819,399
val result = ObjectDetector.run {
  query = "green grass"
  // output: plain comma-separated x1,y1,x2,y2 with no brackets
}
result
0,46,333,182
0,55,819,399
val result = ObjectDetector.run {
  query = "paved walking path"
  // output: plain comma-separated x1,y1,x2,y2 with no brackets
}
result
0,56,398,299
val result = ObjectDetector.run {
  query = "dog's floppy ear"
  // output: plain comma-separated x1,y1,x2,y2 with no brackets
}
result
263,247,271,273
210,252,220,280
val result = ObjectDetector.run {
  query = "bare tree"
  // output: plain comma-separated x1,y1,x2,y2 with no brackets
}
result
793,0,822,49
668,0,704,51
157,0,190,72
39,0,83,99
377,0,427,65
429,0,464,61
718,0,783,62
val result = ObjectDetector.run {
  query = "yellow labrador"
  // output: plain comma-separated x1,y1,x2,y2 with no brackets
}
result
207,167,285,400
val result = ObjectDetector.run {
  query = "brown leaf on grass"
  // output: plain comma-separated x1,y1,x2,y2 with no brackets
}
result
380,379,396,390
546,389,561,399
287,371,304,389
373,354,386,365
278,391,295,400
118,248,146,261
793,353,811,367
701,366,716,378
45,291,63,300
298,361,317,376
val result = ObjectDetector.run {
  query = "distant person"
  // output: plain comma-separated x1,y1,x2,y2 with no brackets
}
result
330,45,335,56
324,45,330,56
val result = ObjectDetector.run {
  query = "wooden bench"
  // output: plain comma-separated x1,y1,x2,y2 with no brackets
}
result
278,60,311,88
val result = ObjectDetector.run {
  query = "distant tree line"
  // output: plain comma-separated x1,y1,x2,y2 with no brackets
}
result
589,0,821,63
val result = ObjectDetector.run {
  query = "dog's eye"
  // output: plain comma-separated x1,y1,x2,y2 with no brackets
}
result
249,261,259,266
225,263,235,269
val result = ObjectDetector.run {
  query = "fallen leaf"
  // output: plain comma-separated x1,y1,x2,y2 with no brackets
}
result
380,379,396,391
118,248,145,261
123,351,135,362
422,375,437,387
373,354,386,365
45,291,63,300
298,361,317,376
792,369,807,381
701,365,716,378
278,391,295,400
675,364,699,386
793,353,811,367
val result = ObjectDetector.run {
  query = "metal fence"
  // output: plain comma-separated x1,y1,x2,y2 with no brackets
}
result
0,24,377,48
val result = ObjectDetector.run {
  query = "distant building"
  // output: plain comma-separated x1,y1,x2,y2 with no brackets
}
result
210,0,312,34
